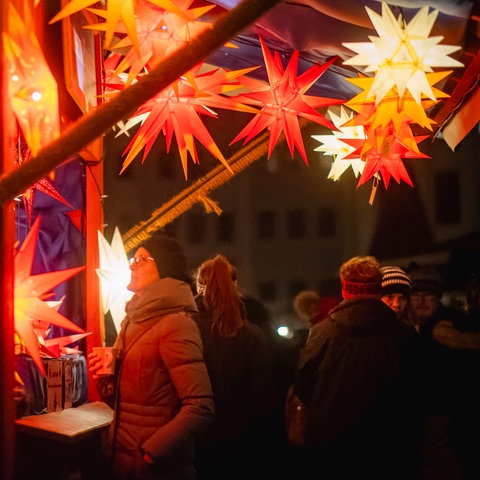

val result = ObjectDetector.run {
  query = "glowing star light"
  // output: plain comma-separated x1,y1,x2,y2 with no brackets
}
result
49,0,190,52
230,37,343,164
16,135,72,226
96,228,133,333
342,126,430,188
311,106,366,180
4,3,60,155
14,217,85,375
343,3,463,104
115,63,259,178
97,0,216,86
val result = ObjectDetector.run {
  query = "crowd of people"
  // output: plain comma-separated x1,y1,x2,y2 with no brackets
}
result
88,233,480,480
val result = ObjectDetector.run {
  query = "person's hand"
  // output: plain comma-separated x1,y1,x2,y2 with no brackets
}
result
88,350,106,379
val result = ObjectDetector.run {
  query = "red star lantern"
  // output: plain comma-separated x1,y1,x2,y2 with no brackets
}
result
229,38,343,164
115,62,259,178
342,126,430,188
15,134,72,226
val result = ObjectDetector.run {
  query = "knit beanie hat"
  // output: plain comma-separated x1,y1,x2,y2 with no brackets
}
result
381,266,412,296
409,266,443,297
139,232,190,283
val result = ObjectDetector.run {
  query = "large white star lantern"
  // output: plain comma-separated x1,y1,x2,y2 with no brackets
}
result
312,106,366,181
343,2,463,104
96,228,133,333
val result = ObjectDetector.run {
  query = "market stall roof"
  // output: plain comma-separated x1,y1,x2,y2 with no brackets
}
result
204,0,480,140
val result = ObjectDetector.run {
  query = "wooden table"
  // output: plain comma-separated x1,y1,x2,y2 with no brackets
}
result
16,401,113,443
15,402,114,479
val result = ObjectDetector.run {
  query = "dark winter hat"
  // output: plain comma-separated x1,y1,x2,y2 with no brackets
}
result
409,266,443,297
139,232,190,283
381,266,412,296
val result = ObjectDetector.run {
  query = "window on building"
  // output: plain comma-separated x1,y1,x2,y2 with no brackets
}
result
216,212,235,243
186,213,206,244
434,171,460,224
287,209,306,238
317,208,336,237
258,282,277,302
257,210,275,238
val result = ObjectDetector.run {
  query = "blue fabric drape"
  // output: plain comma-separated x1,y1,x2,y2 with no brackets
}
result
15,155,87,338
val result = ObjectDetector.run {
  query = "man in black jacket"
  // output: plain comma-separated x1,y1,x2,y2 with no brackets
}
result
294,255,419,480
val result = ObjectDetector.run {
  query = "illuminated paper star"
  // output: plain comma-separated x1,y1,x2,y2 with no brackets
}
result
95,0,215,85
44,332,92,355
16,134,72,225
343,3,463,104
15,217,86,376
230,37,343,164
115,63,259,178
50,0,189,52
312,106,366,180
342,127,430,188
5,3,59,156
96,228,133,333
345,73,449,133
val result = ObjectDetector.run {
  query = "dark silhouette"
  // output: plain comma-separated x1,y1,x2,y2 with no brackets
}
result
192,254,273,480
294,255,421,480
431,273,480,480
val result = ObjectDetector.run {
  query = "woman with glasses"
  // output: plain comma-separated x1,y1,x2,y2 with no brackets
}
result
89,232,214,480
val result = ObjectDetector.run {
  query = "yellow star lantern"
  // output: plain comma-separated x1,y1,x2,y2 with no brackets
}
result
96,228,133,333
50,0,190,52
96,0,216,86
14,217,86,376
343,2,463,104
311,106,366,181
4,3,60,156
345,73,450,133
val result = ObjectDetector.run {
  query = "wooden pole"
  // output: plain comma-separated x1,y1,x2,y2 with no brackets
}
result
1,0,18,477
0,0,282,205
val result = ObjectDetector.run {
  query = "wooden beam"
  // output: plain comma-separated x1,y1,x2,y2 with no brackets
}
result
1,0,17,477
0,0,282,205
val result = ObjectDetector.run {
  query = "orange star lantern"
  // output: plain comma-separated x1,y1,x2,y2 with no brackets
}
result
50,0,189,52
14,217,86,376
5,3,60,156
96,0,217,86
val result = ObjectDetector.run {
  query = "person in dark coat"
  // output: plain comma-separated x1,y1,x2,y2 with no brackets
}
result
431,273,480,480
407,264,465,479
192,254,272,480
293,255,418,480
89,232,214,480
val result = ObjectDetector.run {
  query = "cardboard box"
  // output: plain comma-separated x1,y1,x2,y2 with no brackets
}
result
46,359,63,412
63,358,74,409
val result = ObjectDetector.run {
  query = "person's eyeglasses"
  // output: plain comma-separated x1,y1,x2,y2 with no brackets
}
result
410,292,436,302
129,255,154,267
